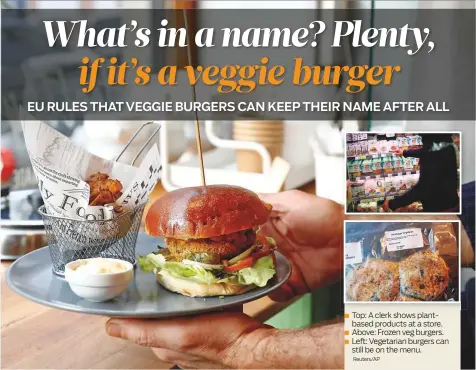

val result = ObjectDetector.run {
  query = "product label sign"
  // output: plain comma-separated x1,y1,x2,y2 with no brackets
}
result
384,228,424,251
345,242,363,264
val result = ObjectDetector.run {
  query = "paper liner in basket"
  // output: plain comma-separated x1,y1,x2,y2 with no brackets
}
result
21,116,162,249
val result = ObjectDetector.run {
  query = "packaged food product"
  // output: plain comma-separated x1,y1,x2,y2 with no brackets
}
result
347,143,356,157
350,181,365,199
412,157,419,170
406,173,419,188
354,142,362,156
416,135,423,146
368,201,378,212
356,202,366,212
360,141,368,155
431,223,457,256
365,178,385,197
408,135,419,146
352,133,359,141
385,177,398,195
394,202,423,213
375,179,385,196
403,157,414,170
382,156,394,173
360,159,372,174
371,158,383,175
347,160,362,175
388,140,399,153
356,200,379,213
398,136,409,148
364,178,377,197
367,140,379,155
378,140,389,154
392,156,404,172
394,175,407,194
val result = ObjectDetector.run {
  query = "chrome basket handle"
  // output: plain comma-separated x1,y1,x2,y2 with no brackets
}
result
114,122,161,166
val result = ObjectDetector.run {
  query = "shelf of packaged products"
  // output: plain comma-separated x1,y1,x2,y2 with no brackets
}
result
349,170,420,181
351,195,396,202
347,148,423,161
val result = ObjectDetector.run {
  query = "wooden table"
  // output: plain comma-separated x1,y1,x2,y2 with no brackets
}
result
2,181,474,369
0,265,298,369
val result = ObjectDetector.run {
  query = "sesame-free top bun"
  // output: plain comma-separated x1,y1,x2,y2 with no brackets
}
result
145,185,272,239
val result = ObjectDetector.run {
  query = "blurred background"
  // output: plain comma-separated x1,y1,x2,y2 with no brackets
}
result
1,0,475,333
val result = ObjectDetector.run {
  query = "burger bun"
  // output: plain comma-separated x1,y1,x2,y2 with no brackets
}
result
156,270,257,297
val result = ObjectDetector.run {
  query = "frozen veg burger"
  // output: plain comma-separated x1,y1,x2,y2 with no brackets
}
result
346,259,400,301
139,185,277,297
399,251,449,301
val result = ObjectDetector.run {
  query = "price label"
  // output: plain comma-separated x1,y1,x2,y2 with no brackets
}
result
345,242,363,264
384,228,424,252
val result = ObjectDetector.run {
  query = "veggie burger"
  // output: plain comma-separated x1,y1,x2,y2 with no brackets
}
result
139,185,278,297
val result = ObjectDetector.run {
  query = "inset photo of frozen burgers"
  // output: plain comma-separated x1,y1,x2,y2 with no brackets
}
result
344,221,459,302
346,132,461,213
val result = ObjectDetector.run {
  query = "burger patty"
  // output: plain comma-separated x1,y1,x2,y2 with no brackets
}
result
165,229,256,263
346,259,400,302
399,251,449,301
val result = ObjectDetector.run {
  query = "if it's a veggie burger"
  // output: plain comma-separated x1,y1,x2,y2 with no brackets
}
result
139,185,278,297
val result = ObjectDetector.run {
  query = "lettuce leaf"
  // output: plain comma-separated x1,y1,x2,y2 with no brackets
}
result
139,253,275,287
138,253,165,272
236,256,275,287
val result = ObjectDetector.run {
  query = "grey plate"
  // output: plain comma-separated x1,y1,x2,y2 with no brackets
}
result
6,233,291,318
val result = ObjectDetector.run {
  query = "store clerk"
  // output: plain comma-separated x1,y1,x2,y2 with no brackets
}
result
382,134,459,213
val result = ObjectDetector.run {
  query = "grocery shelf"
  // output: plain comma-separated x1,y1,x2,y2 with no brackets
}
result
351,195,396,202
347,148,423,161
349,170,419,181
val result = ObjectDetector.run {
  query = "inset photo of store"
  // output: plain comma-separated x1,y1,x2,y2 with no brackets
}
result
346,132,461,214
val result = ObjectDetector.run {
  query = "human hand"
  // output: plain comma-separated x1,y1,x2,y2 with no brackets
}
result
395,149,404,156
382,199,390,212
258,190,344,301
105,312,274,369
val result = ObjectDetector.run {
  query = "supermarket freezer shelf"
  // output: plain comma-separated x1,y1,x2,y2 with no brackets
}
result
350,170,420,181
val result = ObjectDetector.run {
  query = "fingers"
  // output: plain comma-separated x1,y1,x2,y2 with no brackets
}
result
105,313,266,369
268,283,296,302
222,305,243,313
259,222,286,247
152,348,222,369
106,319,162,348
105,312,261,352
257,193,289,217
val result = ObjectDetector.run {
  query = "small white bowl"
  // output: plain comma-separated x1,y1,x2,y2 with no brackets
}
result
65,258,134,302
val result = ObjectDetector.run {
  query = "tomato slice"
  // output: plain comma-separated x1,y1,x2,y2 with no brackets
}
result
250,248,277,266
223,256,254,272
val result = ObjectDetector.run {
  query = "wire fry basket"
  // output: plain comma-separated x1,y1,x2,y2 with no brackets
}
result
37,122,161,276
39,204,146,275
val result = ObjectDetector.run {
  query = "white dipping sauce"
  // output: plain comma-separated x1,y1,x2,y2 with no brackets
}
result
73,258,127,274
